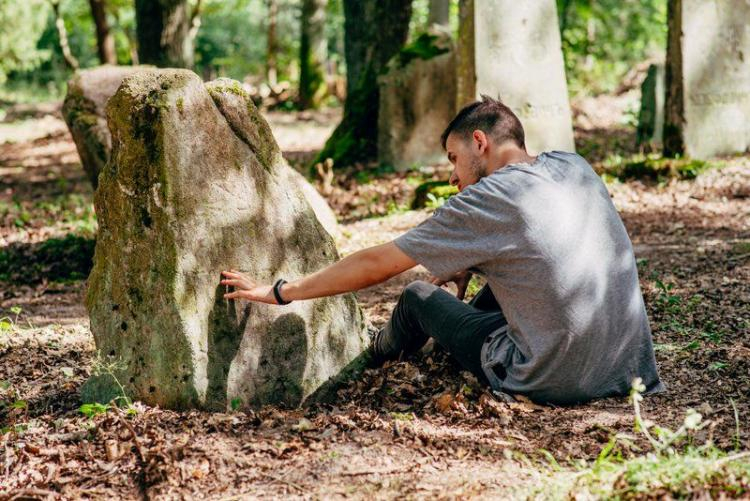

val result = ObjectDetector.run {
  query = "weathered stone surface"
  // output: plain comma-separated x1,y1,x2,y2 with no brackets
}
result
637,63,665,147
457,0,575,154
664,0,750,158
378,30,456,170
62,65,153,188
84,70,367,410
62,66,339,236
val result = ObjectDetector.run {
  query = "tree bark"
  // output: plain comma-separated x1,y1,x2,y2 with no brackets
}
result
428,0,450,27
266,0,278,86
50,0,79,70
135,0,193,68
663,0,685,157
89,0,116,64
315,0,413,167
456,0,475,109
298,0,328,109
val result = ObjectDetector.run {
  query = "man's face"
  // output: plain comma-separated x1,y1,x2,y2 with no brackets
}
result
445,131,487,191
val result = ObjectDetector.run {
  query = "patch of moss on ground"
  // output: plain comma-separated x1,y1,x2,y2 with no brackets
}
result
411,180,458,209
600,154,725,182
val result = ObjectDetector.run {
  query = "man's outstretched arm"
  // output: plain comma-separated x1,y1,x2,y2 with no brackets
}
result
220,241,417,304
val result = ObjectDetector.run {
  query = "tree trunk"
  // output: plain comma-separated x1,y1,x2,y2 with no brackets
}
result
89,0,116,64
135,0,193,68
315,0,412,167
456,0,475,109
266,0,278,86
298,0,328,109
663,0,685,157
50,0,79,70
428,0,450,26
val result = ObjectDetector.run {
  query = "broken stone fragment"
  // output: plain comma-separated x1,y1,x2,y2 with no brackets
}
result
62,65,153,189
83,69,367,410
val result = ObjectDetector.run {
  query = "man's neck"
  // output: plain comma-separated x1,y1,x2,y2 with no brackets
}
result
486,145,537,175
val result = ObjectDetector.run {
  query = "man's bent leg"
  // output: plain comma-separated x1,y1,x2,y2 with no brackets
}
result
373,280,506,381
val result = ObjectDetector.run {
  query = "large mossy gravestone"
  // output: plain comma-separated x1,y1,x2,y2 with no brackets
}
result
457,0,575,154
83,70,368,410
664,0,750,158
62,66,339,236
378,30,456,170
62,65,153,188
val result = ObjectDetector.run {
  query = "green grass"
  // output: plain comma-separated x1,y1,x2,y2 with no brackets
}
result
0,79,65,106
531,447,750,499
525,381,749,499
0,192,96,234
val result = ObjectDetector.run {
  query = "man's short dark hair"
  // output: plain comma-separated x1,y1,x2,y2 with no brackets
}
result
440,95,525,150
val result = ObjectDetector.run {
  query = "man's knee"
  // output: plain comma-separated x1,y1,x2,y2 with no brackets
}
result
402,280,437,304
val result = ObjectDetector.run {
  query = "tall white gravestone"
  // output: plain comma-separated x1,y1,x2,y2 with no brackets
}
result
458,0,575,154
664,0,750,158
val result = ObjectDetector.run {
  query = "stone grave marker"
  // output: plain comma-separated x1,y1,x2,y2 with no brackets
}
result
457,0,575,154
378,29,456,170
637,63,666,147
83,70,367,410
664,0,750,158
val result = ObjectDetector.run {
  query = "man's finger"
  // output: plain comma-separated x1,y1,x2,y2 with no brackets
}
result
456,281,469,300
221,279,244,287
223,291,245,300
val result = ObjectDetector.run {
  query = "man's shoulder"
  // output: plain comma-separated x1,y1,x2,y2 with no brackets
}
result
543,150,590,166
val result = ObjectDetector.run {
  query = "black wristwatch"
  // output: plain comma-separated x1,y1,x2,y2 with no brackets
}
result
273,278,291,305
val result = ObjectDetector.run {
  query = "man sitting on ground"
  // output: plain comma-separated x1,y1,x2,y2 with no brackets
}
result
221,95,665,405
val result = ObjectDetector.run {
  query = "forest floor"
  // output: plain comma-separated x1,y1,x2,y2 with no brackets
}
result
0,95,749,499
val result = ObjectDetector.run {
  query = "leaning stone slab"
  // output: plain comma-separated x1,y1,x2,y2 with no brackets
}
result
62,65,339,236
83,70,367,410
637,63,666,148
664,0,750,158
378,29,456,170
62,65,153,189
457,0,575,154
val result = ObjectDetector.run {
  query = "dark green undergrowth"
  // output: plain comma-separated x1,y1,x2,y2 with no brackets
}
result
0,234,95,285
599,154,726,183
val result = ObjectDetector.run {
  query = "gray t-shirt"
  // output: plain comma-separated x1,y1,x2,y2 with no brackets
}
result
394,151,665,405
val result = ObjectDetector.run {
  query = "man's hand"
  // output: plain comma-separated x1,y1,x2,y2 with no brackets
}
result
430,270,472,300
221,270,278,304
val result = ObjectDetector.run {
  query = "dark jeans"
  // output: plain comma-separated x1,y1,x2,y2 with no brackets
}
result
373,280,508,384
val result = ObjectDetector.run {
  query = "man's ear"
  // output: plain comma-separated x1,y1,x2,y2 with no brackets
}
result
472,130,489,154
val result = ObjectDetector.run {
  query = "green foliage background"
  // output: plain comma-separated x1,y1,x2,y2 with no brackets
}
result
1,0,667,101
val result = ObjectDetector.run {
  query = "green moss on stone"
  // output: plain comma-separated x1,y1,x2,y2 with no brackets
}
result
397,33,450,68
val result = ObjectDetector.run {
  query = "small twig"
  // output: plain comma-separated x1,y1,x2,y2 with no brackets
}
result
714,450,750,466
259,472,305,493
114,407,145,464
343,463,420,477
10,488,58,500
727,252,750,262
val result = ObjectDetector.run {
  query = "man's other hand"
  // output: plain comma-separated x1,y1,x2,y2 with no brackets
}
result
429,270,473,300
221,270,277,304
